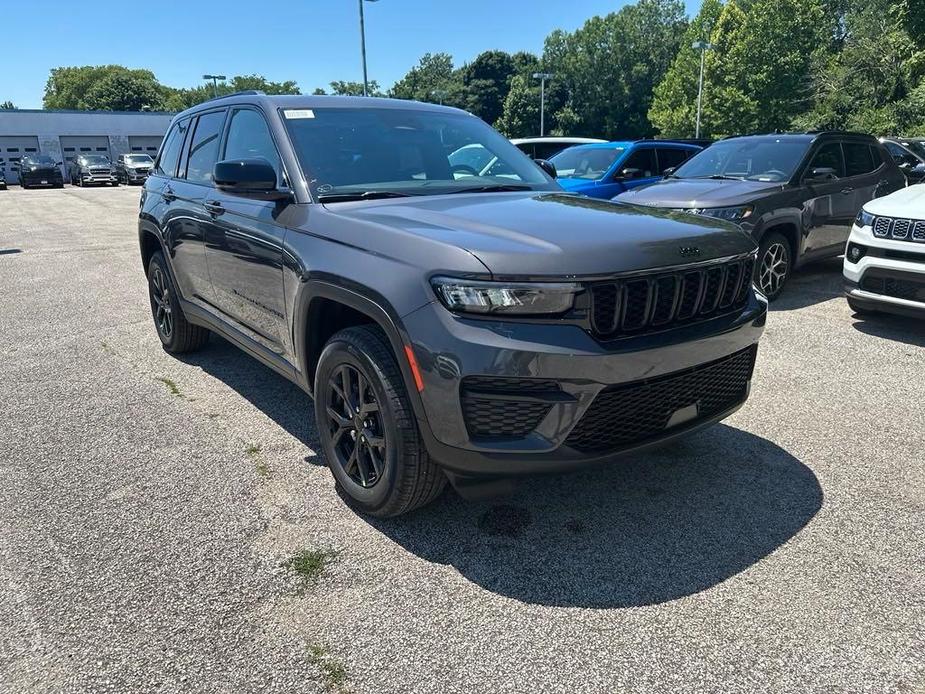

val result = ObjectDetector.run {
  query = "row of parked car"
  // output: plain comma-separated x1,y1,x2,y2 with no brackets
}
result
0,152,154,190
132,92,923,518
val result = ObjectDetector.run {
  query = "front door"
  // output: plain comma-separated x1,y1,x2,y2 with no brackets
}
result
801,142,853,255
203,107,291,356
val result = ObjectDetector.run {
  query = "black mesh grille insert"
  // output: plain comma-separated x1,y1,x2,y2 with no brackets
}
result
564,346,757,454
461,377,559,440
861,272,925,302
590,257,753,339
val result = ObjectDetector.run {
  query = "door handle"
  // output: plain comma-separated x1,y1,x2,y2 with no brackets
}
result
204,200,225,216
162,186,176,202
840,187,854,195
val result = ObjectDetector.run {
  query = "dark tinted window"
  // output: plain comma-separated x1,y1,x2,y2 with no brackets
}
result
185,111,226,183
656,147,691,173
533,143,567,159
621,148,657,177
155,118,189,177
223,109,281,175
807,143,844,178
844,142,877,177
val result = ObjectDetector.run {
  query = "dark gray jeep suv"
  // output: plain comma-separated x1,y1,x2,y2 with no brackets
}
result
615,132,906,299
138,93,767,516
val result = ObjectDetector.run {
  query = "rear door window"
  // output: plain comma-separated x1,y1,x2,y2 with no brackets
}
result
655,147,690,174
185,110,227,184
154,118,189,177
843,142,877,177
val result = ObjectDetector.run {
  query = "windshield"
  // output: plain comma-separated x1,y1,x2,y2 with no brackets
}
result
125,154,153,164
673,139,809,182
283,107,556,198
901,140,925,160
24,155,55,166
549,146,624,180
82,155,110,165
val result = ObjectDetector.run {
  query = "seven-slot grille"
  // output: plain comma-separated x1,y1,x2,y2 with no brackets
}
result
589,256,754,339
564,346,757,454
872,216,925,243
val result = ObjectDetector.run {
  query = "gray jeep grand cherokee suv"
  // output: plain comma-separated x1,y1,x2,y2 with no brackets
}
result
138,92,767,516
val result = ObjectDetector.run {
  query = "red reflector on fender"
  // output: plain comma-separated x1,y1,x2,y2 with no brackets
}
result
404,345,425,392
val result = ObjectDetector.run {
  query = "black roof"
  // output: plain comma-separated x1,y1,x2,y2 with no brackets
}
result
721,130,878,142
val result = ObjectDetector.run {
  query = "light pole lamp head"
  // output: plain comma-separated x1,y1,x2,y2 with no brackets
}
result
691,41,713,50
532,72,554,81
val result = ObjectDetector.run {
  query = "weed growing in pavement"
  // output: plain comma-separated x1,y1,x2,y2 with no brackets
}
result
100,341,116,355
155,377,182,397
286,548,338,590
245,443,261,457
307,643,348,692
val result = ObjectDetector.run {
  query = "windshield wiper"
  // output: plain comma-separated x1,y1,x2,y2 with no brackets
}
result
687,174,743,180
446,184,532,194
317,190,414,203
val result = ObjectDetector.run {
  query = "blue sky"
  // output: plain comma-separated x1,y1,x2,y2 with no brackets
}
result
1,0,701,109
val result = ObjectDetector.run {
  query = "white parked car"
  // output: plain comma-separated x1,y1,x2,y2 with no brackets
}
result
511,137,606,160
844,185,925,318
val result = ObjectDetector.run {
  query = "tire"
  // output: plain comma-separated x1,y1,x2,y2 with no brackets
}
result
847,296,877,315
314,325,446,517
755,231,792,301
146,251,209,353
112,181,120,187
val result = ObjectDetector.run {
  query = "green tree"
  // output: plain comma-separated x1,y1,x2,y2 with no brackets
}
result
44,65,163,110
495,74,540,137
228,74,300,95
648,0,724,137
390,53,459,104
82,72,166,111
543,0,688,138
162,74,301,111
0,101,15,110
460,50,517,124
329,80,383,96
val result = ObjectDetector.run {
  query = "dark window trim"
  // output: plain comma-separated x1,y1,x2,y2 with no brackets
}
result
153,116,192,179
220,105,292,191
181,108,228,184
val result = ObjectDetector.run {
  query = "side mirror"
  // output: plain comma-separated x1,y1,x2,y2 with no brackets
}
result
619,167,643,180
213,158,288,199
56,161,63,167
662,166,676,178
898,161,912,170
535,158,557,178
807,166,837,182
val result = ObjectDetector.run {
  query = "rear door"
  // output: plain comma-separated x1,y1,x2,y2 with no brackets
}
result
609,146,658,196
203,106,292,355
655,146,695,177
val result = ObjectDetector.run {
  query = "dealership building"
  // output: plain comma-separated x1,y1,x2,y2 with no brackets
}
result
0,109,174,184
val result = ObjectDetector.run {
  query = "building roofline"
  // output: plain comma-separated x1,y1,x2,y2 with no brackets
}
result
0,108,177,116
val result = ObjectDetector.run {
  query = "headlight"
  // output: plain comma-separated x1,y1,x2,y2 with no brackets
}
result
855,209,874,227
431,277,580,315
687,205,754,222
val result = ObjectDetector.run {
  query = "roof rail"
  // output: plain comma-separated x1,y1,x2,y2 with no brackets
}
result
204,89,265,103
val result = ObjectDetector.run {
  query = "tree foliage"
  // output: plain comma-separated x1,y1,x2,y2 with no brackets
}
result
0,101,15,110
44,66,165,110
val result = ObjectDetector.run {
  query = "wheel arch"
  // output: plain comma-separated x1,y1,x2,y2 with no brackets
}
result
754,214,801,263
138,223,164,274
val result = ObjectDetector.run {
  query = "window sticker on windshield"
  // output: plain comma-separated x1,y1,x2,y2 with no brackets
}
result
284,109,315,119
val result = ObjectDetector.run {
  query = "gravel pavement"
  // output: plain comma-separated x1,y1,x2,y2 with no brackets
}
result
0,186,922,693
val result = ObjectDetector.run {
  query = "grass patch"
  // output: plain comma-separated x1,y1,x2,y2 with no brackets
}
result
155,377,182,397
100,341,116,355
255,459,271,478
286,548,338,589
245,443,261,457
307,643,348,691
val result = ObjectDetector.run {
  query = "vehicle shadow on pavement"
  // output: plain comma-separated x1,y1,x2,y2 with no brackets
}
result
367,424,822,608
770,257,844,311
850,313,925,347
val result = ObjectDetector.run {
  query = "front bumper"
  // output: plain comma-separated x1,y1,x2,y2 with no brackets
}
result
404,290,767,476
124,170,150,182
843,222,925,317
20,170,63,187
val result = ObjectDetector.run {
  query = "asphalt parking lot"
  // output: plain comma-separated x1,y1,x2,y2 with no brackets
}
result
0,185,923,694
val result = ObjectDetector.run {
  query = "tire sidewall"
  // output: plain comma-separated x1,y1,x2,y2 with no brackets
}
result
315,337,405,513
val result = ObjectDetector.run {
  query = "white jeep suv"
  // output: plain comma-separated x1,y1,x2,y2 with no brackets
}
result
844,186,925,318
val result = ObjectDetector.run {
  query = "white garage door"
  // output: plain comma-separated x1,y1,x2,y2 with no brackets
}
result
59,136,112,180
128,135,163,156
0,136,41,185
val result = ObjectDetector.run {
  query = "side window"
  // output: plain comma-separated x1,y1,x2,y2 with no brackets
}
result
620,148,656,178
656,147,690,174
807,143,844,178
185,110,226,184
154,118,189,177
884,143,914,166
844,142,877,177
223,109,282,176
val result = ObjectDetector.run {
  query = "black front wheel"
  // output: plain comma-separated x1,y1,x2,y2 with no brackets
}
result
314,326,446,517
755,232,792,301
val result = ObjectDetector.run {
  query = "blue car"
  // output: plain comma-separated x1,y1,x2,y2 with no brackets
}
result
548,140,702,199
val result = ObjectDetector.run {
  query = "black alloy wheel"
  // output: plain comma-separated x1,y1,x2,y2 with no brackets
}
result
325,363,388,488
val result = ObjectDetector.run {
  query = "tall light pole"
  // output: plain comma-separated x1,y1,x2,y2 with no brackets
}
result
359,0,379,97
692,41,712,139
431,89,447,106
532,72,554,137
203,74,226,99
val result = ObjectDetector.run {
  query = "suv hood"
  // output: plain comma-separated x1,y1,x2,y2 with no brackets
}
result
324,192,756,277
863,184,925,217
616,178,783,209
